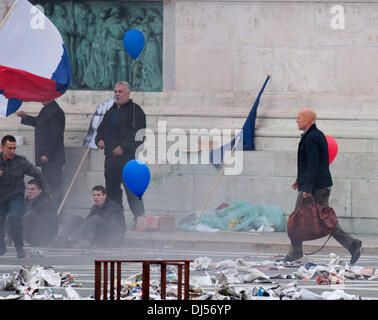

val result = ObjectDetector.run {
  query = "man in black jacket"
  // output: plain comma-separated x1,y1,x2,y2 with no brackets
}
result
0,135,51,258
17,100,66,210
95,81,146,228
52,185,125,248
22,179,59,246
281,108,362,265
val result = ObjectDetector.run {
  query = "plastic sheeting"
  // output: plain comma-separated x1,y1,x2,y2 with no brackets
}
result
179,201,286,232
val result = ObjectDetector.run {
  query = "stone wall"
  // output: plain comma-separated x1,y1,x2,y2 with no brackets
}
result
1,1,377,233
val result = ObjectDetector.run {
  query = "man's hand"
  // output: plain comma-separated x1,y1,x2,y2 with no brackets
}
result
97,140,105,149
112,146,123,156
291,181,298,190
0,170,2,177
41,155,48,163
303,192,312,198
16,111,26,118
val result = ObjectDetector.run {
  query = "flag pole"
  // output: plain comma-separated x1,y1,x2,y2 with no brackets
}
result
57,147,91,220
194,136,241,229
0,0,18,31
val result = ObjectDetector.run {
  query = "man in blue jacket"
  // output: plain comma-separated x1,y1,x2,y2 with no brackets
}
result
281,108,362,265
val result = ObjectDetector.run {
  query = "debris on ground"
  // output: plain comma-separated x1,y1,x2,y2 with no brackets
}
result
0,265,85,300
1,253,377,300
114,253,375,300
185,254,374,300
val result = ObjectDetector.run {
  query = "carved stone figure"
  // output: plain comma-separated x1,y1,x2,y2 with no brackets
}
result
82,10,108,88
38,0,163,91
142,9,163,91
103,6,129,88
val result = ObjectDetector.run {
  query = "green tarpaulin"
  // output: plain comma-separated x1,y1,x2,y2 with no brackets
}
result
179,201,286,232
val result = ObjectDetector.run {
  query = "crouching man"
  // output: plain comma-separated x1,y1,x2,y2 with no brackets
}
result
23,179,59,246
52,185,126,248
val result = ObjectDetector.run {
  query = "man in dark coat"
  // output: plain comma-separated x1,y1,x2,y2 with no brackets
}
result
280,108,362,265
16,100,66,210
52,185,125,248
22,179,58,246
0,135,51,258
95,81,146,228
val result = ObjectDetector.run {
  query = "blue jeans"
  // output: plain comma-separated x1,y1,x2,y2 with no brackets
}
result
0,193,25,250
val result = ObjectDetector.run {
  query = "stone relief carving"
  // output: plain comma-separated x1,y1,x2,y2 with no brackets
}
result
36,1,163,91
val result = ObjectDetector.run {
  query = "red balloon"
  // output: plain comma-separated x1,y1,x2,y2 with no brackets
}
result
325,135,338,164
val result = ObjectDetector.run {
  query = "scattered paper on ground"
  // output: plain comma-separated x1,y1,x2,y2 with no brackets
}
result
1,254,377,300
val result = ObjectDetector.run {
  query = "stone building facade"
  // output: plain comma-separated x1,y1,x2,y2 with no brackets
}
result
1,0,377,233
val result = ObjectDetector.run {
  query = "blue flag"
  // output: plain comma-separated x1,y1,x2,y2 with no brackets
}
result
210,75,270,166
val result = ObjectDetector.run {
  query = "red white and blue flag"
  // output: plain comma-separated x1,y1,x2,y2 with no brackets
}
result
0,0,71,117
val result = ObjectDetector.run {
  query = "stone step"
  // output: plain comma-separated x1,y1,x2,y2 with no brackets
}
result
10,90,378,119
7,144,378,235
53,147,377,235
2,113,378,150
3,117,378,136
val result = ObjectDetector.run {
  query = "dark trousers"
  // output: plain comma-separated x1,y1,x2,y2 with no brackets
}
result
59,215,100,243
104,155,144,224
23,213,58,246
59,215,123,247
0,193,25,250
42,162,63,210
288,188,361,259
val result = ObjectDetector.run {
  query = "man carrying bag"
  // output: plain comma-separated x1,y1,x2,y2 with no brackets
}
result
279,108,362,265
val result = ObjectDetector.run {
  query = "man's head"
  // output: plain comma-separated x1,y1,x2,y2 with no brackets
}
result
296,108,316,131
92,185,107,207
27,179,43,200
114,82,130,106
1,135,17,161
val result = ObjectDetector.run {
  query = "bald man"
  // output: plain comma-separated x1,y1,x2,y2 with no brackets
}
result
280,108,362,265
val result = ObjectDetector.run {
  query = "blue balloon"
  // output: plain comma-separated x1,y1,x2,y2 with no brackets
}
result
122,160,150,198
123,29,145,59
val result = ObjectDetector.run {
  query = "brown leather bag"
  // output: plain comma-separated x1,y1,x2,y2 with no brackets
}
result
287,198,338,241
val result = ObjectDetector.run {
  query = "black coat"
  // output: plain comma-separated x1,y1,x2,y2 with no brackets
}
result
0,154,51,203
21,101,65,167
297,124,333,193
95,99,146,160
86,198,126,245
22,193,59,246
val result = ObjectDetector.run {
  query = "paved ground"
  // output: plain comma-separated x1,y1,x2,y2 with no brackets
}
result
0,230,377,301
123,230,378,255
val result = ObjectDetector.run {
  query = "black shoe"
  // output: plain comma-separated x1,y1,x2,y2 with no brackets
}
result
16,248,26,259
275,255,300,263
350,240,362,265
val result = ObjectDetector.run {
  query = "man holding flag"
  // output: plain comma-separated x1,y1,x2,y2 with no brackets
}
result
16,100,66,210
95,82,146,229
